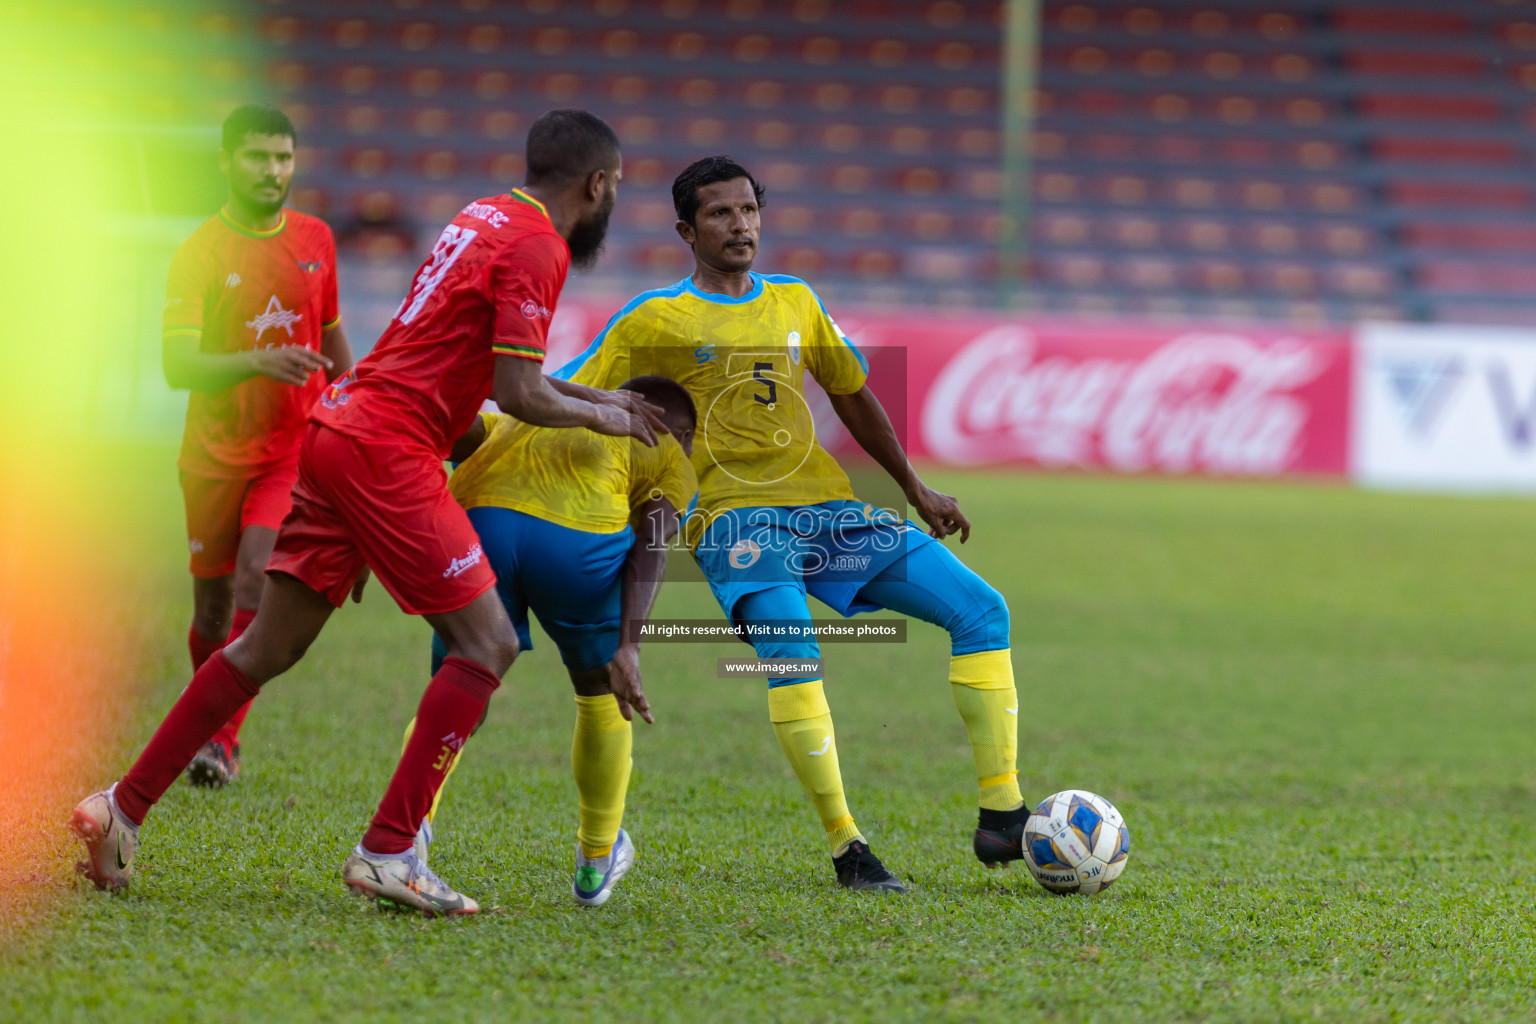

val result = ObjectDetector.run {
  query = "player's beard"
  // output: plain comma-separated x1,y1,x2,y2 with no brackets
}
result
567,192,614,270
245,179,290,218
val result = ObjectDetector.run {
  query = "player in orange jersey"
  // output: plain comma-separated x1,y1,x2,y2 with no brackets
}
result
160,104,354,787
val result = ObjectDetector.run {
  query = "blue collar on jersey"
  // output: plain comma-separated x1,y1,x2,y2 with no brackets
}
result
683,272,763,304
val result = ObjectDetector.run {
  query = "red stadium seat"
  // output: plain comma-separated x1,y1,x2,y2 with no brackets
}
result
1305,183,1361,214
1104,215,1161,249
778,246,829,278
1254,263,1319,296
336,63,381,96
408,107,453,138
1311,224,1375,257
470,70,514,100
1035,171,1080,204
684,118,728,146
1358,94,1502,121
417,191,468,228
1347,50,1486,77
262,15,303,47
339,104,385,135
329,18,371,50
849,248,899,279
600,28,643,60
396,21,439,52
1327,263,1394,297
478,111,521,141
887,126,932,156
1400,222,1536,251
675,77,722,106
483,152,525,181
742,79,786,109
624,156,667,188
539,72,585,102
1037,211,1092,246
828,164,873,194
1372,136,1516,166
1117,257,1180,292
343,147,392,179
897,167,945,197
415,150,460,182
759,160,809,193
533,26,575,57
865,38,910,68
1241,221,1301,255
908,248,972,281
908,210,954,241
732,33,775,63
624,200,677,232
267,60,309,94
463,24,507,56
1084,133,1137,162
1333,9,1470,35
1173,218,1232,252
288,186,331,218
403,67,449,98
1192,260,1247,293
1386,179,1534,210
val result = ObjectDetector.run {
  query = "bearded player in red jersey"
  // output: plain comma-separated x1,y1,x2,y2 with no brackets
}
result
163,104,355,790
71,109,664,916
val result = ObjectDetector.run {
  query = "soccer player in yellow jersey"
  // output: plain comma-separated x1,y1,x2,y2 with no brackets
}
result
410,374,697,906
555,156,1025,892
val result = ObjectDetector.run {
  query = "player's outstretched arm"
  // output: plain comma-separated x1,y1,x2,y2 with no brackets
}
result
162,335,332,391
493,356,668,444
828,385,972,543
607,495,681,724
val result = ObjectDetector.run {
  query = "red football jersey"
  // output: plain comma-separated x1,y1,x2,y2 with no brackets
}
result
163,207,340,478
312,190,569,458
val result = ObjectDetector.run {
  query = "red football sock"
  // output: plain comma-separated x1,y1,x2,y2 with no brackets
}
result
361,656,500,855
211,608,258,750
116,651,261,825
187,624,224,672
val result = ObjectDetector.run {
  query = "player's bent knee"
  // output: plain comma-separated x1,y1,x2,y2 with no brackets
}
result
945,577,1011,656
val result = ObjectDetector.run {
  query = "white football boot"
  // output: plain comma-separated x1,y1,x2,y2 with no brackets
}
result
571,829,635,907
341,846,478,917
69,784,138,892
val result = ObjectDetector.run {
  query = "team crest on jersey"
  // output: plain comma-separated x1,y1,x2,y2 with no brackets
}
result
246,295,303,340
728,539,762,569
787,330,802,365
296,260,322,274
224,272,241,288
319,369,355,409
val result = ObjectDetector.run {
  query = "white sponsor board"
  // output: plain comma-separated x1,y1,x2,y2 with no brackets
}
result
1355,323,1536,491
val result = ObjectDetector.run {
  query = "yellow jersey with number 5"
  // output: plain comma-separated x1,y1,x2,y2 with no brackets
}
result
554,273,868,521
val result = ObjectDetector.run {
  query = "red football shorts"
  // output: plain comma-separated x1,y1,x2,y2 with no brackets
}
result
180,461,300,578
267,423,496,615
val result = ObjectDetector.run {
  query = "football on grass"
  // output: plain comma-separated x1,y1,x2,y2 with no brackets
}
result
1022,790,1130,895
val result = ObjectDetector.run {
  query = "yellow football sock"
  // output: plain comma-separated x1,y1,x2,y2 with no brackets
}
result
573,694,632,858
950,650,1024,812
403,715,464,826
768,680,863,855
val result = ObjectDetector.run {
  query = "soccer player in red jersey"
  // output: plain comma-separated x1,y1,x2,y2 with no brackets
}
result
162,104,355,789
71,110,664,915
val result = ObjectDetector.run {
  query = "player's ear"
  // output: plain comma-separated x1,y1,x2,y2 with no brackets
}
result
217,147,230,177
584,167,606,204
675,219,696,247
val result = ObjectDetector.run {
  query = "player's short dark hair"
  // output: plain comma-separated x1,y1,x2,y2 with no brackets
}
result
620,375,697,429
525,109,621,187
672,156,766,226
221,104,296,152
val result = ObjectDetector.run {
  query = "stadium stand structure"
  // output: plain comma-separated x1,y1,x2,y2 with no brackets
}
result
251,0,1536,325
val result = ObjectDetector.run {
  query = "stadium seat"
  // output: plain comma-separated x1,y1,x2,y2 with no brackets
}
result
1386,179,1534,210
1333,9,1470,35
1371,136,1516,166
403,67,448,98
483,152,524,181
1347,50,1486,77
343,147,391,179
408,107,452,137
340,105,384,135
329,19,371,50
336,64,380,96
415,149,459,181
1358,93,1502,122
463,24,507,55
839,208,883,238
470,70,514,100
396,21,439,52
479,111,520,140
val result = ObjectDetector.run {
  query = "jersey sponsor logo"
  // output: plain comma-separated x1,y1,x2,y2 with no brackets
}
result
520,299,553,321
695,344,717,364
728,539,761,569
460,201,510,229
398,224,478,325
442,542,484,579
224,272,242,288
296,260,323,274
319,369,356,409
246,294,304,340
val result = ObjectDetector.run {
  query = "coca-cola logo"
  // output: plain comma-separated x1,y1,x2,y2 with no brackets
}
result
921,327,1333,475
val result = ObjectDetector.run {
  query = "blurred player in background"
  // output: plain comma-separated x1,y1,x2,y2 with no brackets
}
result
72,109,667,917
161,104,354,788
408,374,697,908
557,156,1023,893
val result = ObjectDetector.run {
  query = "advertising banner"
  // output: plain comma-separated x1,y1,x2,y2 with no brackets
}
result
551,299,1354,480
1354,323,1536,491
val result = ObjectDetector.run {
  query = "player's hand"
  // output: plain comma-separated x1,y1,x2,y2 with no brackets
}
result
607,644,654,724
350,567,370,603
909,481,971,543
248,345,333,386
586,398,668,447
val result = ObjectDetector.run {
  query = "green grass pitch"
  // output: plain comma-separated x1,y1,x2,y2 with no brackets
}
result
6,448,1536,1022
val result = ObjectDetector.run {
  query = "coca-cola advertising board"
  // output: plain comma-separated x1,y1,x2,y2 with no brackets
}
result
548,300,1353,479
1355,322,1536,491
